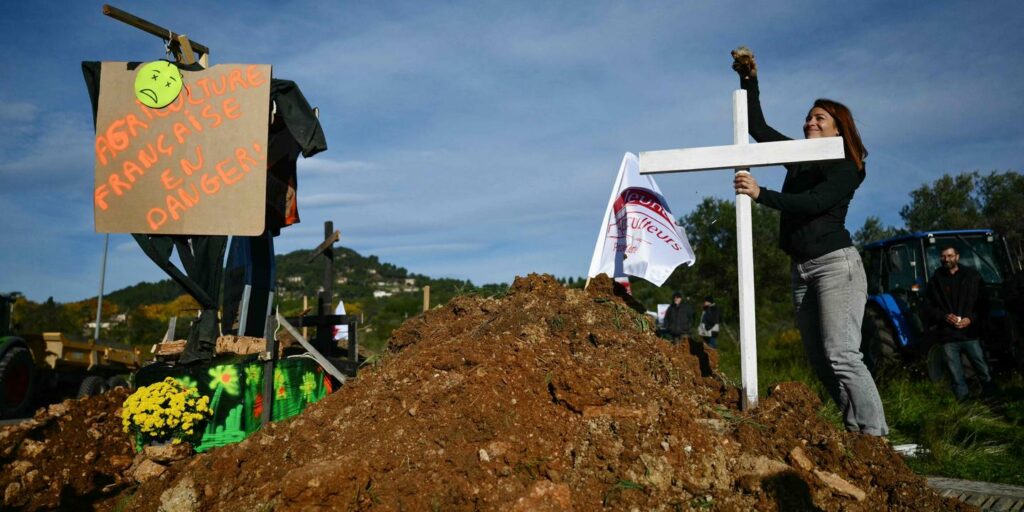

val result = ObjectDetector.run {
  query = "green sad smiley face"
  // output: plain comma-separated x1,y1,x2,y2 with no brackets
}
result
134,60,183,108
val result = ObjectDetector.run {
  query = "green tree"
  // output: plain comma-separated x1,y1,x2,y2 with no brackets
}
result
631,197,791,325
899,172,985,231
106,306,166,345
898,170,1023,258
12,297,80,336
976,171,1024,256
853,216,903,247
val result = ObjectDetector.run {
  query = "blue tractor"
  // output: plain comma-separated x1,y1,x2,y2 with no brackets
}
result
860,229,1024,379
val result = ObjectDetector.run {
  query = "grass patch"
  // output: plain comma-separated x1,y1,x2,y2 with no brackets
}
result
602,479,645,507
690,495,714,509
884,375,1024,485
514,458,549,480
716,322,1024,485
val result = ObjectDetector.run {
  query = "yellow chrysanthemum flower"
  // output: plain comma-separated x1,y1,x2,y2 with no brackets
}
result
121,376,214,446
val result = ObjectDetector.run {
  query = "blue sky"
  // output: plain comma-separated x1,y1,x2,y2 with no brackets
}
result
1,1,1022,302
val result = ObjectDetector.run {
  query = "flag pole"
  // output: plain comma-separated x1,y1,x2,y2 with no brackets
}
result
94,233,109,342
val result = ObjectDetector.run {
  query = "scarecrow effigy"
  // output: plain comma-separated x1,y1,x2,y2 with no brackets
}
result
82,4,356,451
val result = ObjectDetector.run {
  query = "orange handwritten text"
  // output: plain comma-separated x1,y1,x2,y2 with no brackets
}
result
146,142,264,230
94,64,267,225
95,115,149,166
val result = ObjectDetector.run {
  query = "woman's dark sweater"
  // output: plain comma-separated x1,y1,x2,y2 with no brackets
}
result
741,76,864,261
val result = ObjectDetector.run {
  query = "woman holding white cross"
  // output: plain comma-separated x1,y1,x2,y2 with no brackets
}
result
731,47,888,436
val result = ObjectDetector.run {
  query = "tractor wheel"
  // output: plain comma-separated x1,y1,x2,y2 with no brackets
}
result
0,347,36,418
926,344,949,383
106,375,130,391
861,307,900,381
77,375,109,398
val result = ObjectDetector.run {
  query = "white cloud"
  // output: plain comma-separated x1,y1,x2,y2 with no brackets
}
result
365,242,488,256
0,101,38,123
298,158,375,175
299,193,378,208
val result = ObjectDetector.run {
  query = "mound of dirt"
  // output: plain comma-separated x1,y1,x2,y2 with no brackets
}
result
0,388,135,510
3,274,975,511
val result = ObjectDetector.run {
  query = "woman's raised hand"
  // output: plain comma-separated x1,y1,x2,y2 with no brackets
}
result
731,46,757,79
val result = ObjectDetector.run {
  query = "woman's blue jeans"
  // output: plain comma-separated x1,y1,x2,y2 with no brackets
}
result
792,247,889,436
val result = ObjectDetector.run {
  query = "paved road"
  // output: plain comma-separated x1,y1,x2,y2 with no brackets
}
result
928,477,1024,511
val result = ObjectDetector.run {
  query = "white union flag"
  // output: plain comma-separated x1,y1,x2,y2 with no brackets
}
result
588,152,695,287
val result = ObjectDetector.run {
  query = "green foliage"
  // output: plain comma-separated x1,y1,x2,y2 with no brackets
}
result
105,280,186,310
689,495,714,509
900,170,1024,253
630,197,791,325
106,307,167,345
12,296,83,336
853,216,905,247
603,479,645,507
12,244,516,349
900,172,985,231
976,171,1024,256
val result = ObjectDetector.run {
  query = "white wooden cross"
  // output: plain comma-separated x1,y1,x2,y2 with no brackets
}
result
639,90,845,409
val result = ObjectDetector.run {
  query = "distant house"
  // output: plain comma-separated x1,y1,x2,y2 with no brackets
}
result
286,276,303,284
337,276,348,284
86,313,127,331
368,269,378,276
404,278,416,286
373,290,393,298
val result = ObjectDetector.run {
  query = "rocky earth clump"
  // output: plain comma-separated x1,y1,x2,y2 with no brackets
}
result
1,389,135,510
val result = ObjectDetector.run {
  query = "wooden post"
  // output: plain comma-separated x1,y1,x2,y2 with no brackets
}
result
323,222,334,305
175,34,197,65
302,296,308,339
317,222,335,355
304,222,341,356
423,286,430,312
261,313,278,426
102,4,210,63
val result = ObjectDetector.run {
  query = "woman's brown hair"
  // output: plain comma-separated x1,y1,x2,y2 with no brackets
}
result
812,99,868,171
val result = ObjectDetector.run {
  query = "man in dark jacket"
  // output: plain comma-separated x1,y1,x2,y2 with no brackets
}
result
925,246,994,400
664,291,694,344
698,296,721,349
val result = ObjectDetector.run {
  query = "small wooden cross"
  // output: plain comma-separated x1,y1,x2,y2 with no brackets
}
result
639,90,845,409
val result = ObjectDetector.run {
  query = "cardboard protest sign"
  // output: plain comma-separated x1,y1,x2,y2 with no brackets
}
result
94,62,271,235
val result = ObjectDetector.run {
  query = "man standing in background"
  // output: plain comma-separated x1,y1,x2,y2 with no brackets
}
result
698,296,720,349
925,246,995,400
664,291,694,344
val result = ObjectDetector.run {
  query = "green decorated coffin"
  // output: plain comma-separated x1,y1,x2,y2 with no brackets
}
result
135,356,335,452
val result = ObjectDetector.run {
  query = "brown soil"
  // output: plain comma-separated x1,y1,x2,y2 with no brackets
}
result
0,388,135,510
1,274,975,511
